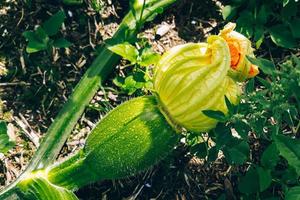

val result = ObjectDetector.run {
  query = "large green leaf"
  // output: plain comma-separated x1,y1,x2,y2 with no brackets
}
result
261,143,279,169
236,11,254,37
238,167,259,194
269,24,298,48
275,134,300,175
223,140,249,165
256,5,269,25
257,167,272,192
281,0,298,19
289,18,300,38
285,186,300,200
238,166,272,194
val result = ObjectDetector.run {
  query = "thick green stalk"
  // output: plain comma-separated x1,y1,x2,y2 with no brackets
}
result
0,0,177,199
17,171,78,200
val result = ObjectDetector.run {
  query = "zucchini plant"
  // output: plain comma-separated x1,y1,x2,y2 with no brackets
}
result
0,0,260,199
5,23,259,199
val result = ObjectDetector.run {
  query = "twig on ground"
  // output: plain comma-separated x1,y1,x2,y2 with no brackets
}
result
19,51,26,74
0,82,30,87
88,19,96,49
13,114,40,148
16,8,24,27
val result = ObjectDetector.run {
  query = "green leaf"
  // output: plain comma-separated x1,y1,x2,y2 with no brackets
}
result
283,107,298,127
236,11,254,37
23,31,38,41
113,76,125,87
23,27,48,44
257,167,272,192
245,78,254,93
217,194,226,200
261,143,279,169
26,41,48,53
234,121,250,139
124,75,137,87
275,134,300,174
42,11,66,36
62,0,83,5
223,140,249,165
222,5,237,20
224,95,234,115
283,0,290,7
257,5,268,24
281,1,298,19
256,77,271,88
23,28,49,53
208,146,218,162
122,75,144,95
238,167,260,194
254,25,264,42
53,38,72,48
202,110,226,121
246,56,275,75
255,35,264,49
238,166,272,194
138,47,161,66
285,186,300,200
289,18,300,38
269,24,298,48
190,142,207,159
281,166,298,184
0,121,15,154
145,7,164,23
35,26,49,44
90,0,104,11
214,123,232,147
108,42,139,63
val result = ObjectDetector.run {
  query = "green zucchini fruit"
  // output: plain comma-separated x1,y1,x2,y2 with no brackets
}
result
46,96,179,190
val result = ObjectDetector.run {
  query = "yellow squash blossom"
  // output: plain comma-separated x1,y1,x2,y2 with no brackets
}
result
154,36,239,132
219,23,259,81
153,23,259,132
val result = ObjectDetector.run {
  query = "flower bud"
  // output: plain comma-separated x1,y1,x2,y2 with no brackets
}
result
219,23,259,81
154,36,239,132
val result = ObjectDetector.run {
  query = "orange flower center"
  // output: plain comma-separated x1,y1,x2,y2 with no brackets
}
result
226,39,241,69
